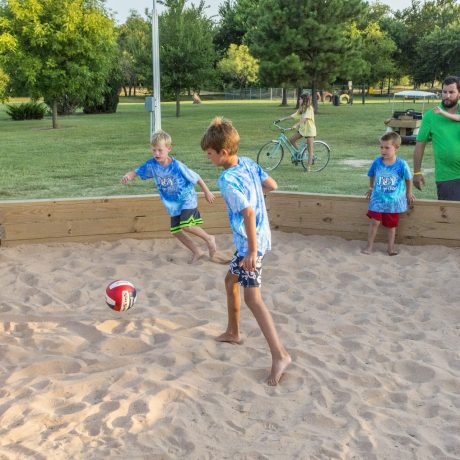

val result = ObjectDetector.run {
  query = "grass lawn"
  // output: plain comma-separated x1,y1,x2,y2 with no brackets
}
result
0,98,437,200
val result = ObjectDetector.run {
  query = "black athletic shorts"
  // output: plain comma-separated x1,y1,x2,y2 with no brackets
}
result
436,178,460,201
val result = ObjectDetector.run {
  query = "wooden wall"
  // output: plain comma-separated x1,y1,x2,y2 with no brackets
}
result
1,192,459,247
266,192,460,247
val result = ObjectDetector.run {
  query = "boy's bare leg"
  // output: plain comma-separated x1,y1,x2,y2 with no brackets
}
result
173,231,204,263
216,272,243,344
243,287,291,386
183,226,217,258
387,227,398,255
362,219,380,254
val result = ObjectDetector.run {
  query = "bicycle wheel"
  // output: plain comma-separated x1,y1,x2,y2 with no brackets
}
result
301,140,330,172
257,141,284,171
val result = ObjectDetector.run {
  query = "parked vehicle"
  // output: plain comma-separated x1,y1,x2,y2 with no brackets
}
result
384,90,437,144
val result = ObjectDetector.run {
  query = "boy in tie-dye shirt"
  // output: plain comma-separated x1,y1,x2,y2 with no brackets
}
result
201,117,291,386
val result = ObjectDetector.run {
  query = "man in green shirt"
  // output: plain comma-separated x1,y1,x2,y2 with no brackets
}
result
413,75,460,200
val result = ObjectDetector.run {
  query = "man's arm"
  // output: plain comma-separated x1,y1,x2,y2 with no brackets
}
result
413,141,426,191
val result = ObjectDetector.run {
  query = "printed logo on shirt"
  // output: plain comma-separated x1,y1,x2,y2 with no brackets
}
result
377,174,398,193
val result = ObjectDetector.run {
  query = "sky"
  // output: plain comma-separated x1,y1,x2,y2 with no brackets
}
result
105,0,414,24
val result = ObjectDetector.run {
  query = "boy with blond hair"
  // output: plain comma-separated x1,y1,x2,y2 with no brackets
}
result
122,129,217,264
201,117,291,386
363,131,415,255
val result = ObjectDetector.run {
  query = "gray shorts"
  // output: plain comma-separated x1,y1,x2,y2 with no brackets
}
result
229,252,263,288
436,179,460,201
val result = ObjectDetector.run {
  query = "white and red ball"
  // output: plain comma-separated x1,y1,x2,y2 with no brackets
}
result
105,280,137,311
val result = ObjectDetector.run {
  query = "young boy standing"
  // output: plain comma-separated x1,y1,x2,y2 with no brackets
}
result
363,132,415,256
122,129,217,264
201,117,291,386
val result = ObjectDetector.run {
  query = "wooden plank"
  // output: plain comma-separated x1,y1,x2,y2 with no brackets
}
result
1,192,460,247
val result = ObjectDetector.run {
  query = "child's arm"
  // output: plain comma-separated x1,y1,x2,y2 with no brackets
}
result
197,178,215,204
262,176,278,194
405,179,415,205
240,207,258,272
365,177,375,200
433,106,460,121
121,171,137,184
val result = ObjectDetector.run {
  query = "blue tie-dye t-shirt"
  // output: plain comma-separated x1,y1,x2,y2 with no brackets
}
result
135,158,200,216
218,156,270,256
367,157,412,213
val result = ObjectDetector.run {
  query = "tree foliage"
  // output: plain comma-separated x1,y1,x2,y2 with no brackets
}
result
213,0,258,55
218,44,259,89
117,11,151,96
247,0,365,107
413,24,460,85
0,0,117,127
159,0,217,116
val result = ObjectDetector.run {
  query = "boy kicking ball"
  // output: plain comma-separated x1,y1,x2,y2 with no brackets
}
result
122,129,217,264
201,117,291,386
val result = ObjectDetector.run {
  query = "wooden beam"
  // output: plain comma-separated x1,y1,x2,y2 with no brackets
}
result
1,192,459,247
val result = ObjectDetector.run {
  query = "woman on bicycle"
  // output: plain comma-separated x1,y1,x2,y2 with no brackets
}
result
279,91,316,171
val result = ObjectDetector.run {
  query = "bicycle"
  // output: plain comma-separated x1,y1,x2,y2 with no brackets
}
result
256,121,331,172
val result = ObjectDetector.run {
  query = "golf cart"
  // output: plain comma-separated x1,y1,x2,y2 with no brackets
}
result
384,90,437,144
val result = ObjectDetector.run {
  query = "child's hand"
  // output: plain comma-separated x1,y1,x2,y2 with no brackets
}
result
433,106,441,114
205,190,215,204
365,188,372,200
407,192,416,205
121,171,136,184
239,252,257,272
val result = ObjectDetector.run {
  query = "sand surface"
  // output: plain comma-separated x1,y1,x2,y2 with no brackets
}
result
1,231,459,459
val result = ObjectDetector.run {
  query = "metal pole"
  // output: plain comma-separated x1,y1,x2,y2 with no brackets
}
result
151,0,161,134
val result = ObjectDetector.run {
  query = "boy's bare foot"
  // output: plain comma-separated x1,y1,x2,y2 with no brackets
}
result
387,250,399,256
210,252,232,264
267,353,292,386
189,251,205,264
361,248,372,255
207,235,217,258
215,331,243,344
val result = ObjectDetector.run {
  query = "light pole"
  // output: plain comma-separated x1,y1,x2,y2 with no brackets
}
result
151,0,161,135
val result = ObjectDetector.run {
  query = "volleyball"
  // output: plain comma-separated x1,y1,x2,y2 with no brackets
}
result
105,280,137,312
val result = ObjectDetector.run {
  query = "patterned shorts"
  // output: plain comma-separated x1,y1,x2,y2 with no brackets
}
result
170,208,203,234
229,252,263,288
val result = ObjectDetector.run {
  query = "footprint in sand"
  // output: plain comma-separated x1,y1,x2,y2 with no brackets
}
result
394,360,436,383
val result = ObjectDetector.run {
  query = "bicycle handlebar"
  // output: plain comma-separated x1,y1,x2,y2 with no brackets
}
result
273,120,294,132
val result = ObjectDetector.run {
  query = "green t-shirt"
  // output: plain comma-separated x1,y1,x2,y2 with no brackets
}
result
416,105,460,182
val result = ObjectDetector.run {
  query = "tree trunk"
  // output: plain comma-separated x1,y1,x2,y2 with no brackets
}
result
296,87,302,109
281,87,287,106
52,100,58,129
123,86,128,97
361,84,366,104
175,91,181,117
312,82,318,113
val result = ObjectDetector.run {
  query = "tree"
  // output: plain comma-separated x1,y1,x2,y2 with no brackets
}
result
218,44,259,90
0,0,117,128
117,11,151,96
392,0,460,85
346,20,397,102
159,0,217,117
412,24,460,86
247,0,365,108
213,0,258,55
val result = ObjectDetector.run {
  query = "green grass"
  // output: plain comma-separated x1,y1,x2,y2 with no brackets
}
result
0,98,437,200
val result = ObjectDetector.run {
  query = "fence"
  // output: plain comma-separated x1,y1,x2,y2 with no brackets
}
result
224,88,298,101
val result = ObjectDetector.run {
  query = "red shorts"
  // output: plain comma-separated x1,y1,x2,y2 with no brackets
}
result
367,210,399,228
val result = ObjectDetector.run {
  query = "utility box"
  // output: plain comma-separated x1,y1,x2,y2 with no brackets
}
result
145,96,154,112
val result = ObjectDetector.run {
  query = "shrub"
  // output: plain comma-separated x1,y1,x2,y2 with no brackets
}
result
6,102,48,120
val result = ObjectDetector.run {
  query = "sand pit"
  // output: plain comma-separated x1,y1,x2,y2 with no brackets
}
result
1,231,459,459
